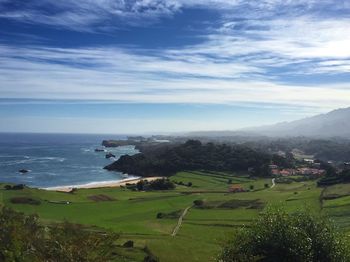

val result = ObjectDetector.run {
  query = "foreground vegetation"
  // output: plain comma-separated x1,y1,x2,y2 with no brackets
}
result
0,207,119,262
1,171,350,261
220,206,350,262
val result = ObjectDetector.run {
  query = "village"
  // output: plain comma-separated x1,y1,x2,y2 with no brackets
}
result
228,159,350,193
268,159,326,177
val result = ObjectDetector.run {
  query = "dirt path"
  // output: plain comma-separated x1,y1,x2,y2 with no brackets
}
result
271,178,276,188
171,205,192,237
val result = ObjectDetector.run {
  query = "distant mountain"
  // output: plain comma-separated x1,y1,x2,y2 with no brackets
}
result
185,107,350,139
243,107,350,138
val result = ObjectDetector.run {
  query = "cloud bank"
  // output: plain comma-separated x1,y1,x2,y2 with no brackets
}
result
0,0,350,115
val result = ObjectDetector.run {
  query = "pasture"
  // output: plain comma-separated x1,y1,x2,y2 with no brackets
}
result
1,171,349,261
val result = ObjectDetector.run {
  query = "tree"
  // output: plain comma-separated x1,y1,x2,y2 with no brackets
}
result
136,180,145,191
219,206,350,262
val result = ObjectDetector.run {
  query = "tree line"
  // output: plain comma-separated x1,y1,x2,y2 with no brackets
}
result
104,140,293,177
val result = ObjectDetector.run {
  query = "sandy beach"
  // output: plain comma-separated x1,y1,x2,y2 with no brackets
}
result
43,176,165,192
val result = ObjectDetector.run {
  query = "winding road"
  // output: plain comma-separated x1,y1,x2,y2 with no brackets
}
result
171,205,192,237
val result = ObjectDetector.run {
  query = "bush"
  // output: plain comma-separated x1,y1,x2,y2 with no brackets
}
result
148,179,175,190
123,240,134,248
4,184,25,190
4,185,12,190
156,210,181,219
249,185,254,190
0,207,119,261
136,180,145,191
143,246,159,262
187,182,193,187
10,197,41,205
264,183,269,188
193,200,204,207
219,206,350,262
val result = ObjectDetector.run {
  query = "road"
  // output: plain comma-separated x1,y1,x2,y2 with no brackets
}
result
171,205,192,237
271,178,276,188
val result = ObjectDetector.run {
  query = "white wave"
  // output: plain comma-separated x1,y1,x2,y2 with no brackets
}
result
0,156,66,166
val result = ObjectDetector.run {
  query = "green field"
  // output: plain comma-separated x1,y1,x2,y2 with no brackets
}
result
1,171,350,262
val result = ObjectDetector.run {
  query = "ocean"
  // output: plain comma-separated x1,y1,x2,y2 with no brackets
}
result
0,133,138,188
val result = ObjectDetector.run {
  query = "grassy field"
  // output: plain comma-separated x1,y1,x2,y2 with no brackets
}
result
1,171,350,261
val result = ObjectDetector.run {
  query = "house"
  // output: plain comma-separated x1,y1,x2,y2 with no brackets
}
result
228,184,245,193
298,168,326,176
269,164,278,170
271,169,280,176
304,159,314,164
280,169,295,176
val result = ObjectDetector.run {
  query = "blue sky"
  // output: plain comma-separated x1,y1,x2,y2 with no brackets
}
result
1,0,350,134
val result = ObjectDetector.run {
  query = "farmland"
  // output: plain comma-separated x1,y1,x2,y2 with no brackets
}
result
1,171,349,261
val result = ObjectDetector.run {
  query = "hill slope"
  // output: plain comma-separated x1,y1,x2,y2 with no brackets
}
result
245,107,350,138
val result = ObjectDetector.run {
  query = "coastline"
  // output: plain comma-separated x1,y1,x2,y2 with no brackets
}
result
42,176,164,192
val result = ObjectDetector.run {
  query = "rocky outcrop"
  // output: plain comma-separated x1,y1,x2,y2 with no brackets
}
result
102,140,132,147
105,152,116,159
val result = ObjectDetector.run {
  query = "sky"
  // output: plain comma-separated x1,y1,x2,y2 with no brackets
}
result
1,0,350,134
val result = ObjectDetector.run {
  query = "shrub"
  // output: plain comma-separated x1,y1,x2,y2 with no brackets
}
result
249,185,254,190
4,184,25,190
136,180,145,191
156,210,181,219
143,246,159,262
10,197,41,205
69,188,78,194
219,206,350,262
148,179,175,190
193,200,204,207
0,207,119,261
187,182,193,187
4,185,12,190
264,183,269,188
123,240,134,248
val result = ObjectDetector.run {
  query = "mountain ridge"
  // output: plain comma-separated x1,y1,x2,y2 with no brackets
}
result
186,107,350,138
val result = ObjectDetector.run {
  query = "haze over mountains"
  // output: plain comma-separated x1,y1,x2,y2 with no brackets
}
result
187,107,350,138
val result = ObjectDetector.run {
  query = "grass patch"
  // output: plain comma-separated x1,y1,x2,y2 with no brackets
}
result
10,197,41,205
88,194,116,202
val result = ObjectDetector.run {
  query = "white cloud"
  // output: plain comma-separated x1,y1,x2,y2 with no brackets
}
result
1,44,350,112
1,0,350,116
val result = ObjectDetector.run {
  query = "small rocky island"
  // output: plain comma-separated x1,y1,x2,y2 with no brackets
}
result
105,152,116,159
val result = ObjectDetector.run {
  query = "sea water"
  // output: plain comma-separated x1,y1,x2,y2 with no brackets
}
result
0,133,138,188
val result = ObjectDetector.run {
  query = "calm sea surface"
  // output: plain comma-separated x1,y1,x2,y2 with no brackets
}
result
0,133,138,188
